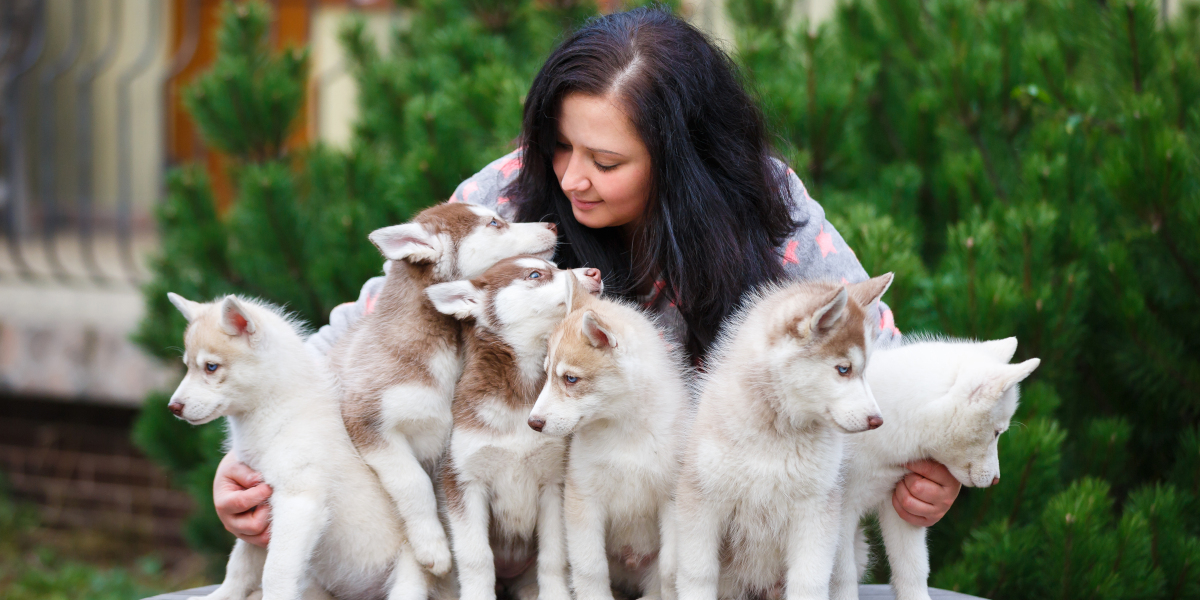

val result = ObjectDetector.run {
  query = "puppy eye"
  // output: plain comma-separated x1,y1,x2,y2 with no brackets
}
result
564,375,578,384
528,271,541,279
489,218,501,227
206,362,219,373
994,430,1001,439
836,365,851,375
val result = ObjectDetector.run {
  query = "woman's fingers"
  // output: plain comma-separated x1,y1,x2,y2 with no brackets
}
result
213,452,273,547
892,460,962,527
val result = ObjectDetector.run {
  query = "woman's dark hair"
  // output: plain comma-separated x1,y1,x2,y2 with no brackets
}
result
509,6,800,360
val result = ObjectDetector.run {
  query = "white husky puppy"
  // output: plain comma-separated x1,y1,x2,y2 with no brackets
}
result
674,274,894,600
426,256,604,600
830,337,1040,600
332,203,558,578
528,287,689,600
166,293,428,600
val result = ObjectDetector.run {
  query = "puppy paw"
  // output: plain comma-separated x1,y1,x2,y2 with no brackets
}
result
412,532,453,576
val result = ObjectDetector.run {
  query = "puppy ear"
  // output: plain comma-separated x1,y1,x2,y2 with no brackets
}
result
581,311,617,350
369,223,442,263
219,296,257,337
969,357,1041,402
847,272,894,308
808,287,848,335
999,358,1040,392
978,337,1019,363
167,292,202,323
426,281,482,320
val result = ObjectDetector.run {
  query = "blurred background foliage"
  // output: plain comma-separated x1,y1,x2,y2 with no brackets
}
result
133,0,1200,597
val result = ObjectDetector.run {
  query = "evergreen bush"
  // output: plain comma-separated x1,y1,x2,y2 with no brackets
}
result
134,0,1200,596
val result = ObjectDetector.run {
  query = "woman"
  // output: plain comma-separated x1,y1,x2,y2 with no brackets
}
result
215,6,959,552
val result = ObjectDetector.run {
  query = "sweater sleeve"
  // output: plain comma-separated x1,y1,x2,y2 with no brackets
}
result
303,150,524,356
777,166,902,346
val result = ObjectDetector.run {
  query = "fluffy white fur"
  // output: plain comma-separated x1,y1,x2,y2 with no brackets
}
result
167,293,428,600
528,296,690,600
427,258,602,600
674,275,892,600
830,337,1040,600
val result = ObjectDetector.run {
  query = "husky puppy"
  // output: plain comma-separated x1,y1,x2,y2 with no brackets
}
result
166,293,428,600
331,203,558,577
830,337,1040,600
527,289,689,600
426,256,604,600
674,274,894,600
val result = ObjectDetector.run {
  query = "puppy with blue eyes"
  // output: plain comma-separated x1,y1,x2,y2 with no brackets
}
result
528,287,690,600
425,256,603,600
165,293,429,600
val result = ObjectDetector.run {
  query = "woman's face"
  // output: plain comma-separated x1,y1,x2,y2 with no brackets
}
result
552,93,652,233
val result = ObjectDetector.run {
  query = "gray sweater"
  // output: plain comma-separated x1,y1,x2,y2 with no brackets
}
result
306,151,899,357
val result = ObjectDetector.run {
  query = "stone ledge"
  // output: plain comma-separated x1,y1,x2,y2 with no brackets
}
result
0,281,178,407
144,584,986,599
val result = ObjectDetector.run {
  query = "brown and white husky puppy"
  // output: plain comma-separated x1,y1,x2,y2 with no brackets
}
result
331,203,558,579
528,288,690,600
425,256,603,600
674,274,893,600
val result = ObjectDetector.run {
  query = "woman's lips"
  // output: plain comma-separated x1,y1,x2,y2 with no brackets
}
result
569,195,602,211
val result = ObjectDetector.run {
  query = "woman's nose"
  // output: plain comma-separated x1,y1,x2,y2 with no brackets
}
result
559,153,591,193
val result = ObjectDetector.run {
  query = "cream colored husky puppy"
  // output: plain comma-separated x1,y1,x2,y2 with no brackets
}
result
528,288,689,600
830,337,1040,600
426,256,603,600
332,203,558,578
674,274,893,600
166,293,428,600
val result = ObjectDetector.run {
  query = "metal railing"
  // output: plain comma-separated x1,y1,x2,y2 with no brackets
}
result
0,0,202,287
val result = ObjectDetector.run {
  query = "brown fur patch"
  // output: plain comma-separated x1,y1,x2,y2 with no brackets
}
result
333,257,461,450
440,456,463,515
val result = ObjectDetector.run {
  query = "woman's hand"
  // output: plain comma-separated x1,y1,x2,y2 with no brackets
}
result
214,452,273,547
891,459,961,527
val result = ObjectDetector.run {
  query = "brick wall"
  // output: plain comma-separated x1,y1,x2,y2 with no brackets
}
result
0,395,195,562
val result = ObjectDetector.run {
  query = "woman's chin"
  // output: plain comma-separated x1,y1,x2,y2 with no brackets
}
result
571,205,612,229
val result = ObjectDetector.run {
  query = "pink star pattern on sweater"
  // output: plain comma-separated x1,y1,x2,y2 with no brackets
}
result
460,181,479,203
497,196,510,204
781,240,800,265
816,225,837,258
880,308,901,336
497,156,522,178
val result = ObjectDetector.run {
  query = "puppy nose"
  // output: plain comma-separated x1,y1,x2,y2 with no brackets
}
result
991,476,1000,486
168,402,185,417
528,417,545,432
545,222,558,234
584,268,601,284
867,416,883,430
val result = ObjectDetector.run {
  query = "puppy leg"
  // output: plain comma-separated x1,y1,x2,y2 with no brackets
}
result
536,481,571,599
829,511,861,600
202,540,266,600
362,434,452,577
672,477,725,600
783,490,840,600
449,480,496,600
877,501,932,600
565,482,615,600
260,492,329,600
653,499,676,600
386,542,430,600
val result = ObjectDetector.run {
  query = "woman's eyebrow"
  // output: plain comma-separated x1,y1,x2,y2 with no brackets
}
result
587,146,624,157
